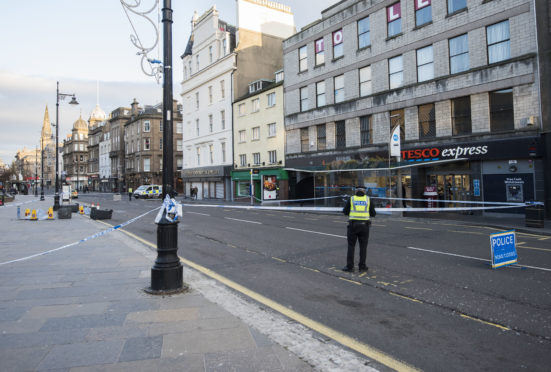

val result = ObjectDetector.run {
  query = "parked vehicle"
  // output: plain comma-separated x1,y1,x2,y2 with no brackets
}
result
133,185,161,199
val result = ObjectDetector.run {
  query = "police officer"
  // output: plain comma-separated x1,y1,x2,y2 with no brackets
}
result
342,185,376,272
128,187,133,201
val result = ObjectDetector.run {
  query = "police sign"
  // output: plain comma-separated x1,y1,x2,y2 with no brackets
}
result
490,230,517,269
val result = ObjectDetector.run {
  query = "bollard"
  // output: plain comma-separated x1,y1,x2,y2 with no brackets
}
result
30,209,37,221
17,206,21,219
25,208,30,217
91,203,95,209
79,205,84,215
97,203,100,210
0,194,4,206
47,207,54,220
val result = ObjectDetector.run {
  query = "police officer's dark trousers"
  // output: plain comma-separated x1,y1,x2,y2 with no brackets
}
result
346,220,370,269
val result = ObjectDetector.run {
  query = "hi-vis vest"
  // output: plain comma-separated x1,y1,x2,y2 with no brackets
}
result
349,195,370,221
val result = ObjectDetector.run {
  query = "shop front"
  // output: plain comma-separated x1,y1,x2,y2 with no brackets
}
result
231,168,289,203
182,166,231,200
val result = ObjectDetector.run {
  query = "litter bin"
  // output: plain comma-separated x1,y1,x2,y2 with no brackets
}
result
525,204,544,228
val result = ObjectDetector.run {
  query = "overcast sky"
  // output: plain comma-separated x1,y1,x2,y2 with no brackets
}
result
0,0,336,165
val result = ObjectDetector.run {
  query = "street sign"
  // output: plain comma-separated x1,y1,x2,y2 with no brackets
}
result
490,230,517,269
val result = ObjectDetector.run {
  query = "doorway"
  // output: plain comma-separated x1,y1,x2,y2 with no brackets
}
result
432,174,471,208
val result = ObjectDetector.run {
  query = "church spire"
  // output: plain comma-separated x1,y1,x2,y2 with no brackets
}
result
41,105,52,139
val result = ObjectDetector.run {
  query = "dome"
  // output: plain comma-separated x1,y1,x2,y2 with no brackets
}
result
90,104,106,121
73,116,88,131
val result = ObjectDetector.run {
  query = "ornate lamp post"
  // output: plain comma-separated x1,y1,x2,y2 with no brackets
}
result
34,146,38,197
53,82,78,210
40,137,45,201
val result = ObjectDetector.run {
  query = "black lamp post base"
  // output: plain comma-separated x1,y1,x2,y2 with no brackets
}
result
145,266,187,295
53,195,60,211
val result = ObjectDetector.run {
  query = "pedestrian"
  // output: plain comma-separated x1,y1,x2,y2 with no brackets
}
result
342,185,376,272
128,187,133,201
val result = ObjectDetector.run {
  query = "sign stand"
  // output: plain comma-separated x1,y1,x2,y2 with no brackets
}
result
490,230,518,269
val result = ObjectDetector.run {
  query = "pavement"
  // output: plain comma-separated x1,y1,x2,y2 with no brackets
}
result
1,195,548,372
1,195,390,372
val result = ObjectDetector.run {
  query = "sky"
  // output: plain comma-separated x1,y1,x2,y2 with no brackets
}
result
0,0,336,166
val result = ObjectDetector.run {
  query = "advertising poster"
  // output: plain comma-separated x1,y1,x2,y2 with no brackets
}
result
263,176,278,200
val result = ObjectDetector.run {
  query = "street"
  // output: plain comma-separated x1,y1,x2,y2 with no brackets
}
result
81,193,551,371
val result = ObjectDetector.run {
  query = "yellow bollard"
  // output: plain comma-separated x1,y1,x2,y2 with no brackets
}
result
25,208,30,217
30,209,37,220
79,205,84,215
47,207,54,220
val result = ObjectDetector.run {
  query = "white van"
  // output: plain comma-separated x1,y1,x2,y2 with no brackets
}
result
133,185,161,199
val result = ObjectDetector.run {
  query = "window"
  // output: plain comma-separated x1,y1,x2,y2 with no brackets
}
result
300,87,309,112
209,144,214,164
487,21,510,64
144,120,150,132
220,110,226,129
159,121,163,132
253,153,260,165
195,92,199,109
196,55,199,71
418,103,436,139
300,127,309,152
176,122,183,134
238,103,246,116
220,80,225,99
417,45,434,82
315,38,324,65
490,89,514,132
415,0,431,27
177,158,183,170
268,123,276,137
252,98,260,112
359,66,372,97
177,140,183,151
267,92,276,107
209,115,213,132
451,96,471,135
196,147,201,165
240,154,246,167
336,121,346,149
390,109,405,142
334,75,344,103
358,16,370,49
209,45,213,63
223,38,227,56
449,34,469,74
268,150,277,164
144,158,150,172
208,86,213,104
221,142,226,162
196,119,200,136
299,46,308,72
239,130,246,142
144,138,150,150
332,29,343,59
184,66,187,80
360,116,372,146
448,0,466,14
317,124,326,151
252,127,260,140
188,60,192,75
389,55,403,89
159,138,162,150
316,81,326,107
387,3,402,37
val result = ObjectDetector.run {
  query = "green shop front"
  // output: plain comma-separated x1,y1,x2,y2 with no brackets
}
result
231,168,288,203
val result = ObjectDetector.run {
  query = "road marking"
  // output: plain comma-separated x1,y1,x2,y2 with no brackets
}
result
371,224,387,227
272,257,286,263
339,277,362,286
106,222,418,371
449,230,484,235
300,266,320,273
286,227,346,239
538,237,550,241
460,314,510,331
390,292,422,304
517,245,551,252
186,211,210,216
224,217,262,224
405,227,433,231
406,246,551,272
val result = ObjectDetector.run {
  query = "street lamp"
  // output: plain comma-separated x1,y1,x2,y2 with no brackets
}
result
53,82,78,210
34,145,38,197
40,136,45,201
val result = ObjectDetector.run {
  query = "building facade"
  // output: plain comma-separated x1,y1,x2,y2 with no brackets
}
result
283,0,547,212
99,121,112,192
232,72,288,202
108,106,131,192
123,100,184,192
62,116,89,191
87,104,107,191
180,0,295,200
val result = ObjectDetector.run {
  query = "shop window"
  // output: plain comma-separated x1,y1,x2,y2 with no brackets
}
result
451,96,471,135
415,0,431,27
301,127,309,152
449,34,469,74
360,115,372,146
487,20,510,64
489,89,514,132
315,38,324,65
418,103,436,139
336,121,346,149
358,16,370,49
387,3,402,37
317,124,326,150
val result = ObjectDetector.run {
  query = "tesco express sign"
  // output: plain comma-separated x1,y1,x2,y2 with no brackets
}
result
401,145,488,160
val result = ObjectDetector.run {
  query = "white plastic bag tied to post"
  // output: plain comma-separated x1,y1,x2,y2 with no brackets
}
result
155,194,181,223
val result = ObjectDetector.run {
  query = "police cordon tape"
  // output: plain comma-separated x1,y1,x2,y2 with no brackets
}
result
0,206,160,266
2,198,41,208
